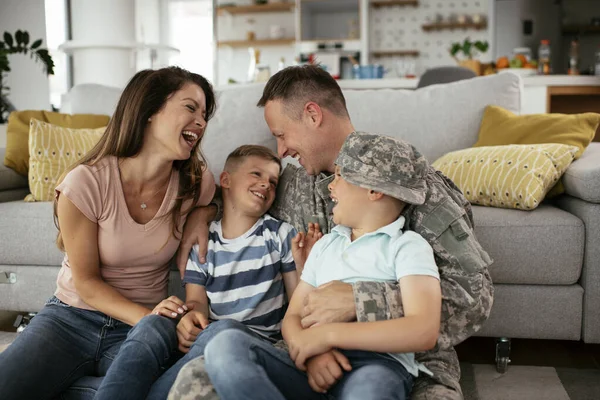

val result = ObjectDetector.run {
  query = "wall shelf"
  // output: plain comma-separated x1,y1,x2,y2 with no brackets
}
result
561,25,600,35
371,50,419,57
217,39,295,48
422,22,487,32
371,0,419,8
217,3,295,16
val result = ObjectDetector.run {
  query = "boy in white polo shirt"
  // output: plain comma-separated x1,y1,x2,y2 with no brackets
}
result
202,132,442,400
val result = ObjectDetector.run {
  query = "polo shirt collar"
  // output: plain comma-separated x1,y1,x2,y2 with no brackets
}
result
332,216,406,239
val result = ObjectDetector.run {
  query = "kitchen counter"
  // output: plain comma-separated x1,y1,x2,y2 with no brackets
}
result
522,75,600,87
336,74,600,90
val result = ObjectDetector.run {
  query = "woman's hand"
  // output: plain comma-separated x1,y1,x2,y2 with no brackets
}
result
177,206,215,278
291,223,323,271
151,296,191,318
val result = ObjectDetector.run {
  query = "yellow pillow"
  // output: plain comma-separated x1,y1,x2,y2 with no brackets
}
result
474,105,599,159
432,144,578,210
27,119,105,202
4,110,110,176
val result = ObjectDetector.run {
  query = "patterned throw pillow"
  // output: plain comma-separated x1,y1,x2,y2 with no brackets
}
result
432,144,579,210
27,119,105,201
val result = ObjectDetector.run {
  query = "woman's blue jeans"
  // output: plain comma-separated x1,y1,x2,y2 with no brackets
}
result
0,296,179,400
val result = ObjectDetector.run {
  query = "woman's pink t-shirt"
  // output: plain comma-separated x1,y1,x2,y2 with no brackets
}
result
54,156,215,310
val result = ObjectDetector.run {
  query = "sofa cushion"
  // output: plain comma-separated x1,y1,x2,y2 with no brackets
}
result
432,143,578,210
475,105,599,159
3,111,110,177
0,201,64,266
27,119,105,201
472,204,584,285
0,147,28,191
344,72,522,162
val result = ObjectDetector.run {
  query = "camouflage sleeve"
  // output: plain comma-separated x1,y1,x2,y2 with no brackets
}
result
269,164,308,232
352,281,405,322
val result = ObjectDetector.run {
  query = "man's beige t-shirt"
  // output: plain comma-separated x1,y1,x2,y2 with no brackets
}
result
54,156,215,310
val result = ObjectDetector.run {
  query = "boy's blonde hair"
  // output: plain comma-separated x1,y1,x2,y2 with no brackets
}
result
224,145,281,173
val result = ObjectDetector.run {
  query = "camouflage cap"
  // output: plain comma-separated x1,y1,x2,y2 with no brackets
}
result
335,132,428,205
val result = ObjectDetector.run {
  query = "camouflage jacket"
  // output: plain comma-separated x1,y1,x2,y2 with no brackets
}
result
270,162,494,350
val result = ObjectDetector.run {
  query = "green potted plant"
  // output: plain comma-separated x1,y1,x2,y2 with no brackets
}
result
449,38,489,76
0,30,55,124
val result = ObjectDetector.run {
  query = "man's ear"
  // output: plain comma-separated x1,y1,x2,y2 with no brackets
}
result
304,102,323,126
220,171,231,189
368,190,384,201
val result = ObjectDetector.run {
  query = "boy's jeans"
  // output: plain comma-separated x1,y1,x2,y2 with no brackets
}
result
204,328,414,400
0,296,130,400
148,319,267,399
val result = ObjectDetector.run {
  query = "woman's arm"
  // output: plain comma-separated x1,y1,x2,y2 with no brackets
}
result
58,195,151,326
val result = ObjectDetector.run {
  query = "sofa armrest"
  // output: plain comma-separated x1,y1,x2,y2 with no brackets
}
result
556,196,600,343
0,147,28,202
563,143,600,204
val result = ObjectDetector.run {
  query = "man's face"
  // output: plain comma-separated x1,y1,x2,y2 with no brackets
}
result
264,100,333,176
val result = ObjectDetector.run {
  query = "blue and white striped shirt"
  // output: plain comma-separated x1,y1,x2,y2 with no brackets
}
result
184,214,297,339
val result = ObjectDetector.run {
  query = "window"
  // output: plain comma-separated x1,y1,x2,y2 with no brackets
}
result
44,0,69,110
167,0,214,82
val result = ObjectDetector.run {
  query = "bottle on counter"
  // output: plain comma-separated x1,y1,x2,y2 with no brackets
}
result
595,46,600,76
538,39,552,75
568,39,579,75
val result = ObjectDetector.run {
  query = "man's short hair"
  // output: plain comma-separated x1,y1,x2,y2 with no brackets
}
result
257,65,349,119
224,145,281,173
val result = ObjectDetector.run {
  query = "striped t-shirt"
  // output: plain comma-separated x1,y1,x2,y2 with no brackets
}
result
183,214,297,339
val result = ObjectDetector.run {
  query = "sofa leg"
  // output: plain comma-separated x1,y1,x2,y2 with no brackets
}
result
13,312,36,334
495,337,511,373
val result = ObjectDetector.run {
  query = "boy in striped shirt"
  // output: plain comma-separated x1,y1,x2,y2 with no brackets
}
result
147,145,301,399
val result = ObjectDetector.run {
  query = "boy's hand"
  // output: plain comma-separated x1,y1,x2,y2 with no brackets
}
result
306,350,352,393
292,223,323,270
151,296,190,319
288,326,332,371
176,311,210,353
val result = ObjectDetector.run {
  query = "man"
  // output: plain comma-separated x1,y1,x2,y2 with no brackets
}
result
173,65,493,400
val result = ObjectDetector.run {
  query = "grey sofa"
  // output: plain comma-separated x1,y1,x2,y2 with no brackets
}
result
1,73,599,356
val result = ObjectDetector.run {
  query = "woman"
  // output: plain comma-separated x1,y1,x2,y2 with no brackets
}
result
0,66,217,400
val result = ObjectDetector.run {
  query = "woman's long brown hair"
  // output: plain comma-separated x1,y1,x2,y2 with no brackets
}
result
54,66,216,251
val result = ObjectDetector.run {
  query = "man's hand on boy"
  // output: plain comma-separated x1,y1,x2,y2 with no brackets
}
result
176,311,209,353
292,223,323,270
301,281,355,328
306,350,352,393
288,326,332,370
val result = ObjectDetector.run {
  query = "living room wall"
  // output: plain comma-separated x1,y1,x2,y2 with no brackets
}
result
0,0,51,112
